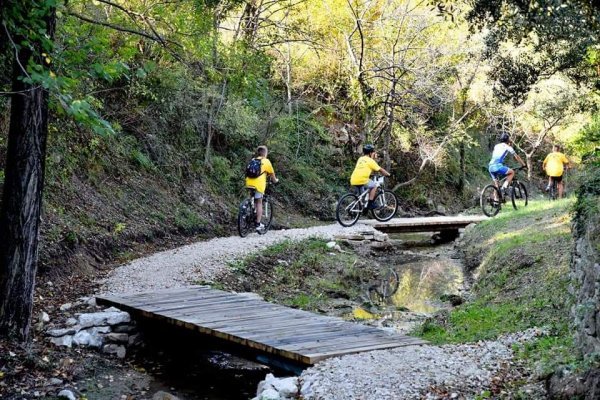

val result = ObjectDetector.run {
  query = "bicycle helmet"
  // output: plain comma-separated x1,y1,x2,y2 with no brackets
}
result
363,144,375,155
499,132,510,143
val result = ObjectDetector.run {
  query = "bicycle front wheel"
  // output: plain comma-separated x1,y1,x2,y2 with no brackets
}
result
480,185,501,217
258,197,273,234
336,193,361,227
237,199,253,237
511,182,528,210
372,190,398,222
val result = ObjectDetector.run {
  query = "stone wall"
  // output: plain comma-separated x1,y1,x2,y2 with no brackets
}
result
572,209,600,356
571,166,600,359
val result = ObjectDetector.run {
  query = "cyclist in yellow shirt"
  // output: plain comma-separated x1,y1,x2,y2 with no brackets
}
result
245,145,278,232
543,144,569,198
350,144,391,209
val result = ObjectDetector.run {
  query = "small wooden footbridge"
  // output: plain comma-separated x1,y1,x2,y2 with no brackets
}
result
362,215,487,235
96,286,426,368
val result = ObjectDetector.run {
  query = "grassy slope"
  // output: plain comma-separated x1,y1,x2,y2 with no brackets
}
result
218,238,372,311
418,198,577,374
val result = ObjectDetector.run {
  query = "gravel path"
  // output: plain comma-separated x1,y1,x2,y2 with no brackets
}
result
98,223,377,295
299,329,547,399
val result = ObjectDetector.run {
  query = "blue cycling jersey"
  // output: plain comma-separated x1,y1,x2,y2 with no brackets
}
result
489,143,515,166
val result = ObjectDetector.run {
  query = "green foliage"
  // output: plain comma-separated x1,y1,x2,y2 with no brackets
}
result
574,113,600,164
174,207,206,234
130,149,154,171
228,238,367,312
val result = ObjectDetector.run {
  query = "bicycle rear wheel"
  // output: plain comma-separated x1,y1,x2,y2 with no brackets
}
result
237,199,253,237
480,184,501,217
336,193,361,227
258,197,273,234
511,181,528,209
372,190,398,222
549,180,558,201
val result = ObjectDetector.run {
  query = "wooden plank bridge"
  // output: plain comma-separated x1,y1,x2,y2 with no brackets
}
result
96,286,426,366
362,215,487,234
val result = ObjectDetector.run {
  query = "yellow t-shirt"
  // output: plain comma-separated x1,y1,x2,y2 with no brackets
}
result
245,157,274,194
350,155,381,186
543,152,569,177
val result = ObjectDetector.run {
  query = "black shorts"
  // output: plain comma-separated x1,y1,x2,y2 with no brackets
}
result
549,175,563,183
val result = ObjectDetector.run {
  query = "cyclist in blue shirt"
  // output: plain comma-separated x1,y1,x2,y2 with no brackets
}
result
488,132,526,193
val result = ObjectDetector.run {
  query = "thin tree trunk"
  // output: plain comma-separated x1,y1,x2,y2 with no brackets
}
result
526,153,533,180
0,5,56,341
458,140,465,191
383,93,394,171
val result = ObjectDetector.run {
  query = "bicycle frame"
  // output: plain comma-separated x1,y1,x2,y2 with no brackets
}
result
350,176,385,210
491,167,524,198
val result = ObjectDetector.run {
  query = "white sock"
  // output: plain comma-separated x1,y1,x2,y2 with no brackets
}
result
501,182,508,189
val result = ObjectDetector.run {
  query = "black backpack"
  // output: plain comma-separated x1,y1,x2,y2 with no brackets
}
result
245,158,263,178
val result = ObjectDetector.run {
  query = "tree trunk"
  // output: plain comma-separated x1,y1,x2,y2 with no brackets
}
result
383,93,394,171
0,2,55,341
526,153,533,180
458,140,465,192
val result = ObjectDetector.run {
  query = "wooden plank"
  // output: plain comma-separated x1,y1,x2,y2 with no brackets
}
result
97,286,426,366
149,296,265,315
120,290,235,308
361,216,487,233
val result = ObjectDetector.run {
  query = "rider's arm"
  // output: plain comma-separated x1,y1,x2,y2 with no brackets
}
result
514,154,526,167
269,172,279,183
379,167,391,177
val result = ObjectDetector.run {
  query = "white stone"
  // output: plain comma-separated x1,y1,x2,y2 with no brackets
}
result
152,391,180,400
103,344,127,358
40,311,50,323
47,327,79,337
57,390,77,400
73,330,103,348
48,378,63,385
106,332,129,343
326,241,336,249
60,303,73,311
90,326,111,334
50,335,73,348
270,376,298,397
66,318,78,326
253,388,279,400
78,311,130,328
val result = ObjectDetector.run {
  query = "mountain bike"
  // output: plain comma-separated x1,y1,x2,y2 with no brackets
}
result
335,175,398,227
480,166,528,217
237,183,274,237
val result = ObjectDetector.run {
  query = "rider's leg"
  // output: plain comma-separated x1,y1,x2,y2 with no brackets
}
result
546,176,552,191
503,169,515,188
557,177,564,198
254,192,264,224
369,186,377,200
366,181,379,209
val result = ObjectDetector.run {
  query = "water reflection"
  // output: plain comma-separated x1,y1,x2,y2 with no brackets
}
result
384,232,464,313
391,258,463,313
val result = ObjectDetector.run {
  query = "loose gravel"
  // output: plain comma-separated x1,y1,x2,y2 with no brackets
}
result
98,223,377,295
299,328,549,400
